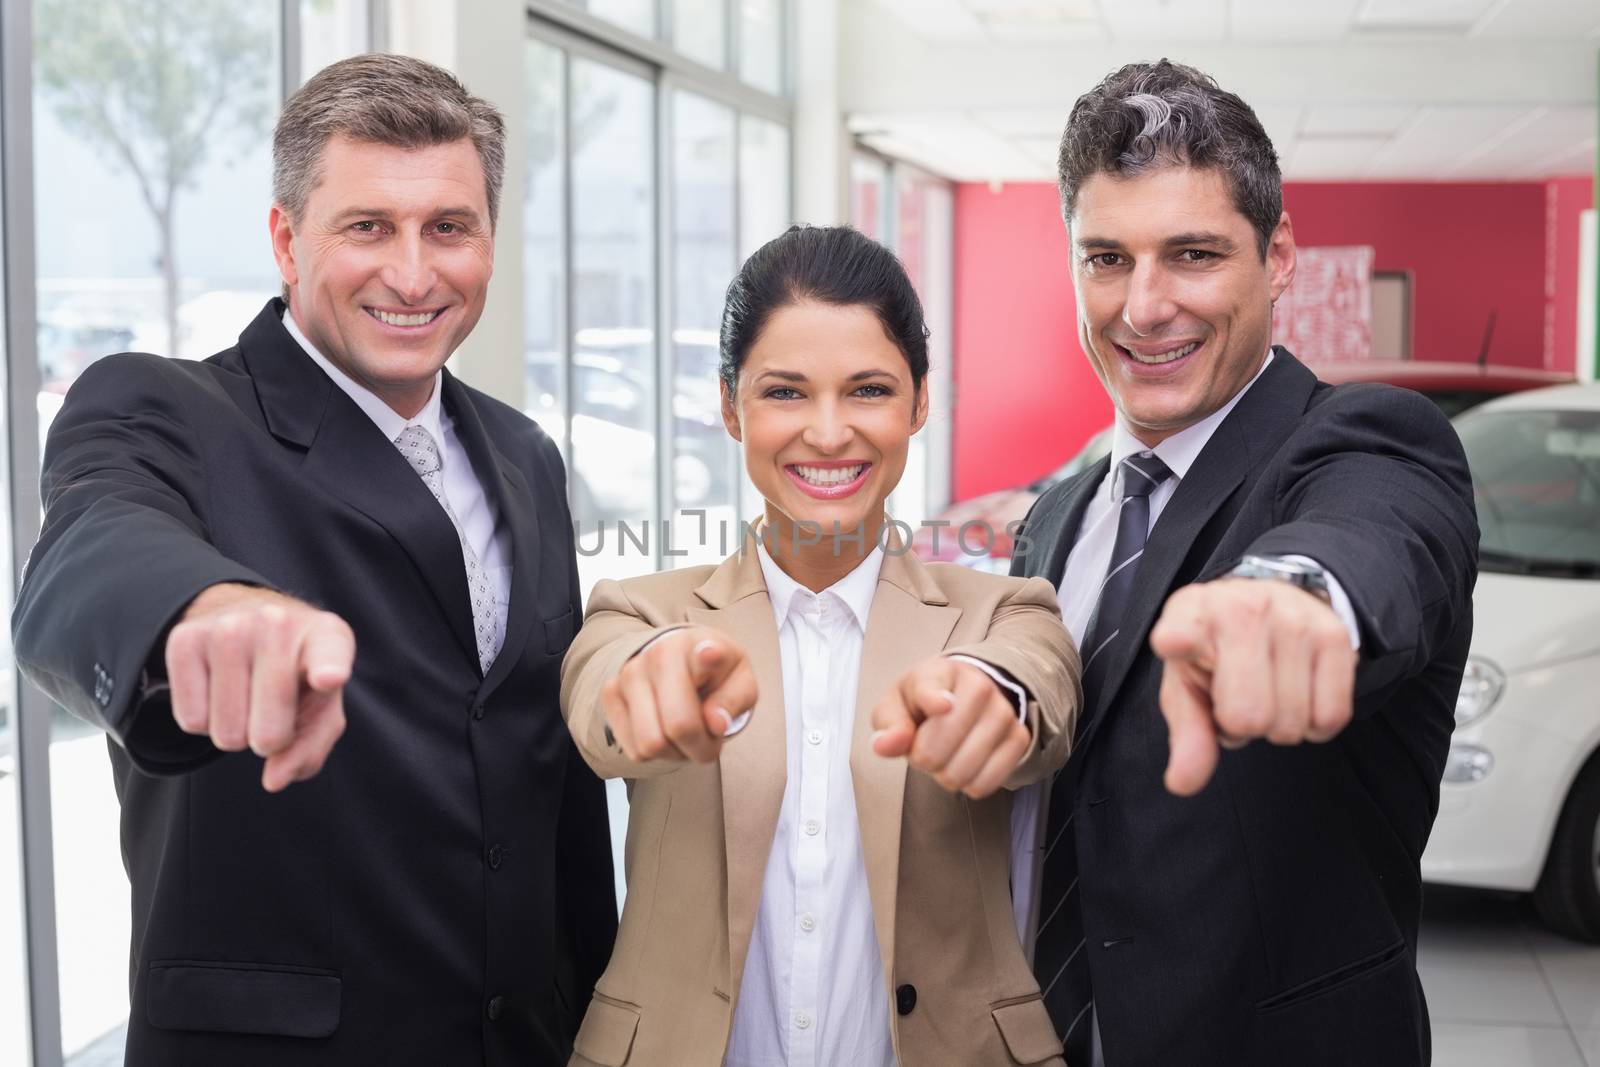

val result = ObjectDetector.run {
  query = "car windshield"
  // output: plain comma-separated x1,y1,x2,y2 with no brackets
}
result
1454,407,1600,579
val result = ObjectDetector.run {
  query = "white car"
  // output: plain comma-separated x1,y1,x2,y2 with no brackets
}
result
1422,382,1600,942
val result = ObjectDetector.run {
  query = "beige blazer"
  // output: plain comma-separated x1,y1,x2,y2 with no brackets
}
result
560,540,1082,1067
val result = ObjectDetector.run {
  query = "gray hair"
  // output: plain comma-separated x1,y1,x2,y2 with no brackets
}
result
273,53,506,229
1057,59,1282,257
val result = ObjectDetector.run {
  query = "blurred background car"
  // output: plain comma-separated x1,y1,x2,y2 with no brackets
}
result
1423,381,1600,942
914,360,1575,570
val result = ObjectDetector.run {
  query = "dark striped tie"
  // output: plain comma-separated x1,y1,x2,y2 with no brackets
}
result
1036,453,1172,1064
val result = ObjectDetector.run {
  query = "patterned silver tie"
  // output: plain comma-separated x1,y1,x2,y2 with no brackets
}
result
394,425,504,673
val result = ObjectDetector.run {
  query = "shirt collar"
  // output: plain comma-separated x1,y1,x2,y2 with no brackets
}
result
755,539,884,632
283,307,445,447
1108,347,1275,496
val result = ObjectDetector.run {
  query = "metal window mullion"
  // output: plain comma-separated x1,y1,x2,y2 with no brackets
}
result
559,45,575,485
369,0,390,53
2,0,63,1061
281,0,302,95
655,77,674,571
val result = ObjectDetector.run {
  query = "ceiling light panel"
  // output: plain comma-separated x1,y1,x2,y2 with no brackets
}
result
1473,0,1600,39
1353,0,1500,32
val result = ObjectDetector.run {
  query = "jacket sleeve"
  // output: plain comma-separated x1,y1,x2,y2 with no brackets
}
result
944,575,1082,788
559,577,696,781
11,355,271,772
1243,384,1479,709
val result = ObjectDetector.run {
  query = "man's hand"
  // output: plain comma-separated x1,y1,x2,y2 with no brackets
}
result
164,583,356,793
1150,578,1356,797
599,627,758,764
871,657,1030,799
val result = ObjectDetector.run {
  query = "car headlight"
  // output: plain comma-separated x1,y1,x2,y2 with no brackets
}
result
1454,656,1505,728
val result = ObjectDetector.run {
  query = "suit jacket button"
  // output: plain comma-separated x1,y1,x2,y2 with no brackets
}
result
471,703,485,721
895,984,916,1016
487,995,504,1021
487,844,505,870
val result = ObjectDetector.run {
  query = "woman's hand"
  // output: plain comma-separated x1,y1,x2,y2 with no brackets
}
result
599,627,759,764
870,657,1031,799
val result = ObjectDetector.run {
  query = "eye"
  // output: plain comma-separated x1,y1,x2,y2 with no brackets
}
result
1179,249,1218,263
1085,252,1123,269
854,383,892,398
435,221,461,236
351,220,379,233
764,386,801,400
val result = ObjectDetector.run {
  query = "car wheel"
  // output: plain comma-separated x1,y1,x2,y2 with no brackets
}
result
1532,752,1600,943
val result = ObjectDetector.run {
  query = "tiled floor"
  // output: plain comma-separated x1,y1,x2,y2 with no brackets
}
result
1423,887,1600,1067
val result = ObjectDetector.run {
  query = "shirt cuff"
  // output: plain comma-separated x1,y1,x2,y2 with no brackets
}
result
1282,554,1362,651
946,654,1030,724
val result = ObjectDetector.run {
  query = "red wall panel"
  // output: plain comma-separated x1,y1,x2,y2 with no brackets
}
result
952,177,1594,500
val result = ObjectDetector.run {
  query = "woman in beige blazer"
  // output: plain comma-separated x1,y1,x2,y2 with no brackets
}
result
561,226,1082,1067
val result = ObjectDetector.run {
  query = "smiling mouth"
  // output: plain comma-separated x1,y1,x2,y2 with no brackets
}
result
791,463,867,487
1117,340,1200,366
366,307,443,328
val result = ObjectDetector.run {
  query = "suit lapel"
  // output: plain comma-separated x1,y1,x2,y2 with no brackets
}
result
240,301,479,670
851,548,960,985
686,549,786,1000
1025,457,1109,583
444,373,543,695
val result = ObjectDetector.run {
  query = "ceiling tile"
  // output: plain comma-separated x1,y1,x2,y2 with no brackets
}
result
1361,105,1534,178
1444,105,1598,177
1101,0,1229,42
869,0,986,40
1353,0,1499,32
1285,135,1389,178
1302,103,1418,136
1229,0,1362,41
1472,0,1600,39
976,107,1074,137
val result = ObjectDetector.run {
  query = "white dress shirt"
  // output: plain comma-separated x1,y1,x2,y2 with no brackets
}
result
1008,351,1361,1065
724,544,896,1067
282,310,512,630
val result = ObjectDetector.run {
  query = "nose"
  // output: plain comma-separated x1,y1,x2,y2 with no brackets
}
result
1121,260,1178,337
379,232,439,305
801,399,854,455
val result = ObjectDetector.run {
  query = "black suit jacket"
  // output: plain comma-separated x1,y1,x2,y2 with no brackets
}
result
13,301,617,1066
1012,350,1478,1066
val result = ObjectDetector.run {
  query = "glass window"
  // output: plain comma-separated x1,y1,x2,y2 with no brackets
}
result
570,58,657,590
577,0,657,39
736,114,791,519
738,0,784,95
671,91,737,566
0,44,31,1067
524,38,567,454
850,154,890,243
299,0,371,84
32,1,284,1057
673,0,727,70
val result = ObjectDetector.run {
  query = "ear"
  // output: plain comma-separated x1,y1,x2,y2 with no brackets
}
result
1266,211,1296,303
910,378,929,434
720,379,743,442
269,204,299,295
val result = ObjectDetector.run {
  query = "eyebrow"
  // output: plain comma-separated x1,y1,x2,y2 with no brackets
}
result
331,206,485,225
756,368,899,383
1076,231,1238,253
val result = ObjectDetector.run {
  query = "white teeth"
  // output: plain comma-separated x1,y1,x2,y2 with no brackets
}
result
794,463,865,487
369,308,440,327
1126,341,1198,365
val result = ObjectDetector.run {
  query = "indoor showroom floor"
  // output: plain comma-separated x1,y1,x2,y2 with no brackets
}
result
1422,886,1600,1066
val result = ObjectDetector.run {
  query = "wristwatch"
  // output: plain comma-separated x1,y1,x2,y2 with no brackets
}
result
1228,554,1333,604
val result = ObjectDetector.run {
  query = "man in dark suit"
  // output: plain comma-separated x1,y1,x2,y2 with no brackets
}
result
1011,60,1478,1065
12,54,614,1065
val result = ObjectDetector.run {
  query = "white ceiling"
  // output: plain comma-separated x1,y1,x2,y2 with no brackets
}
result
844,0,1600,182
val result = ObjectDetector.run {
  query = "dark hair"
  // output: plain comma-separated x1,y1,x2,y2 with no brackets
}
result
718,225,930,396
1057,59,1282,257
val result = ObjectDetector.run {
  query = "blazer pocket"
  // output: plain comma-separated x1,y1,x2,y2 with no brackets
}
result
991,996,1064,1064
573,992,642,1067
146,960,340,1038
1255,938,1408,1014
543,607,577,655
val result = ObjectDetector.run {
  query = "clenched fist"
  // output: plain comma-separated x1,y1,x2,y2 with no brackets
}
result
165,582,356,793
870,657,1030,799
1151,578,1357,797
600,627,759,764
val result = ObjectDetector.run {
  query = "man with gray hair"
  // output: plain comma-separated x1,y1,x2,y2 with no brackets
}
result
13,53,615,1065
1010,60,1477,1065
